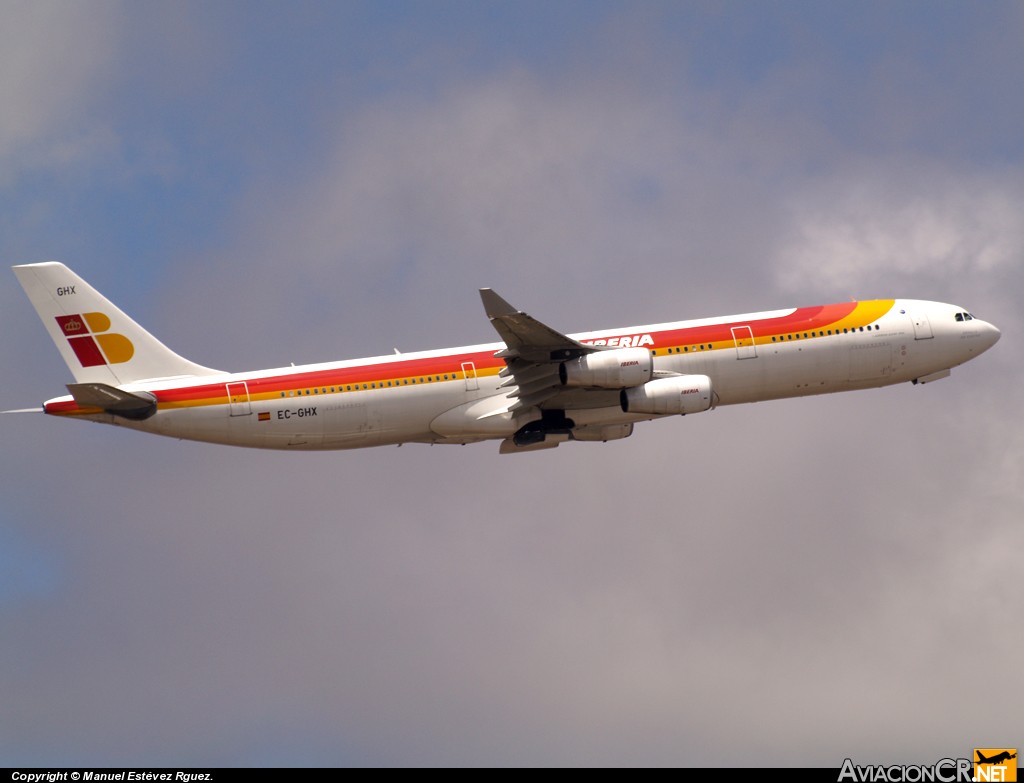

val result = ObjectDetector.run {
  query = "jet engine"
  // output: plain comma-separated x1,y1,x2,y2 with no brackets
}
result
559,347,653,388
620,375,713,415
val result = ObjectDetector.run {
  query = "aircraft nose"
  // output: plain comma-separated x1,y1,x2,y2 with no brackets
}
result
983,321,999,345
981,320,1001,350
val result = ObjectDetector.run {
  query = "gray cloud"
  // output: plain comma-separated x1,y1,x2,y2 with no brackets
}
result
776,165,1024,297
0,1,121,181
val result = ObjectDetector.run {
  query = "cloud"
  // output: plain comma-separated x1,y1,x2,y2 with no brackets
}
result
166,67,813,375
775,164,1024,298
0,1,121,181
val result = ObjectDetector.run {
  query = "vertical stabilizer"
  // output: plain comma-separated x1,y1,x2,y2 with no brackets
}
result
13,262,222,385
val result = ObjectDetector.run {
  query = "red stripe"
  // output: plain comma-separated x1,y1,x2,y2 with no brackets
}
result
648,304,856,347
154,306,868,404
51,302,880,412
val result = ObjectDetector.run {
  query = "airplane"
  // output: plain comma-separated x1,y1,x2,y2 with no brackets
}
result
976,751,1016,765
10,261,1000,454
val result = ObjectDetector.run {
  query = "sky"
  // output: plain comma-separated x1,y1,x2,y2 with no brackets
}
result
1,0,1021,767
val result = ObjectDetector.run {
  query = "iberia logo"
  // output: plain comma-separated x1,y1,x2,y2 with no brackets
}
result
55,312,134,367
975,749,1017,782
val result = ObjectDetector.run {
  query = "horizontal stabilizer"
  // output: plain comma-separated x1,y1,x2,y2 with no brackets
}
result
66,383,157,420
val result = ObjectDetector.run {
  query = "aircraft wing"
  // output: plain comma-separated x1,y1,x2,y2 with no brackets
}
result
479,289,599,412
479,288,593,363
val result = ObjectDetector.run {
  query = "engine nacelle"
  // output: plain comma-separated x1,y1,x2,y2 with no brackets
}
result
620,375,713,415
560,347,653,388
570,423,634,442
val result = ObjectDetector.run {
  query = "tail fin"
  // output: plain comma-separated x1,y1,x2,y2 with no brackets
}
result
13,262,222,385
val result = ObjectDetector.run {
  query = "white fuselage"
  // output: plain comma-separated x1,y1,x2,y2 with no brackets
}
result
44,298,1000,451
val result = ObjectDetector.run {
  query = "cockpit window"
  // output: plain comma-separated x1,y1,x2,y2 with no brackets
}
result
955,312,974,322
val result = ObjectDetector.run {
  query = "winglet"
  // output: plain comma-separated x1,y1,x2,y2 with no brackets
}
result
479,288,519,319
478,288,593,363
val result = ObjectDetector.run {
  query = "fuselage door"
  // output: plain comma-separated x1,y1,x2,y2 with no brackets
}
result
462,361,479,391
910,311,934,340
226,381,252,416
731,325,757,359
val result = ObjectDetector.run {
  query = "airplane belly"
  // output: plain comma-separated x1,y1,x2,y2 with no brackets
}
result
145,400,323,449
848,340,894,381
324,385,465,447
709,337,856,404
139,405,239,445
151,385,475,450
322,399,376,447
430,393,521,439
222,399,325,449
